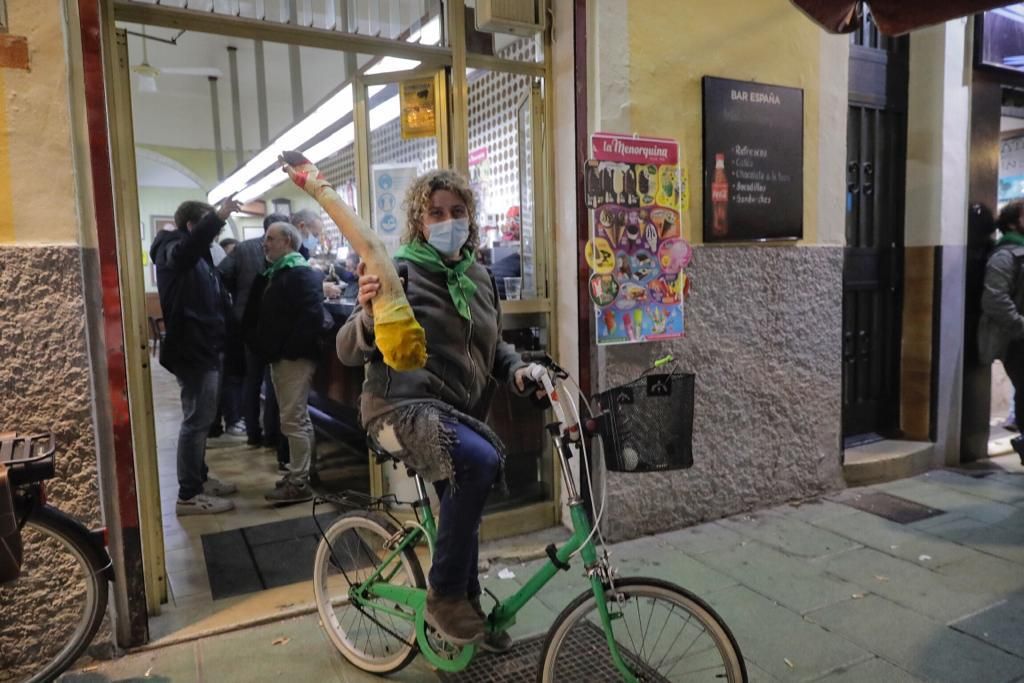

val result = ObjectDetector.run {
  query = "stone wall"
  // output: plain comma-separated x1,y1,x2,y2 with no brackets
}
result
0,245,106,676
0,245,100,522
599,245,845,540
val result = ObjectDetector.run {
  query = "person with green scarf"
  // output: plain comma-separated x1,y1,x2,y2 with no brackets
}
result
981,199,1024,461
337,170,544,650
251,221,327,504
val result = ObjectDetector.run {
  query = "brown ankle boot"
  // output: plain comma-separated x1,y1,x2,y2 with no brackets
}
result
425,588,485,645
469,594,513,653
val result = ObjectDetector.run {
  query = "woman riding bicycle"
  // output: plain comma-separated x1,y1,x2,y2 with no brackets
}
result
337,169,541,650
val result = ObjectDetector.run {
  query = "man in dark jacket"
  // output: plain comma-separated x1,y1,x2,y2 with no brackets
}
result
151,198,240,515
219,213,289,449
250,221,326,504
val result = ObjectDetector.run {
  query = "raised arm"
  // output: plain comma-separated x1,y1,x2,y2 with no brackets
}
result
166,199,238,272
279,151,426,372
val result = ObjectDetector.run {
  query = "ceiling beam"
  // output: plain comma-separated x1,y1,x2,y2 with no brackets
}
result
112,0,453,65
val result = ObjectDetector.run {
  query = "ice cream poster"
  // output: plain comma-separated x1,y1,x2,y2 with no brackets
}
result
586,133,690,345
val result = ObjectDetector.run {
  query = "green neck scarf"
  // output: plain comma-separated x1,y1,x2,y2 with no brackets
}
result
263,251,308,280
1000,231,1024,248
394,241,477,320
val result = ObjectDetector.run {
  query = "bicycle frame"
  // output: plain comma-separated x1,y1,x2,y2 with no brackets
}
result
343,372,640,680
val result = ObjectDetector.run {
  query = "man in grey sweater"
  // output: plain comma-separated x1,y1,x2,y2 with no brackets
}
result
980,199,1024,461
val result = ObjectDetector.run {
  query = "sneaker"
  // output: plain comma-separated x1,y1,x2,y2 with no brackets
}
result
264,481,313,504
203,477,238,496
277,461,290,474
425,588,485,646
225,422,247,438
175,493,234,516
470,594,513,653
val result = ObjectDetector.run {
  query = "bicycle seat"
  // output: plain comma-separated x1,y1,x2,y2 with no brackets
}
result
1,433,56,487
366,437,421,479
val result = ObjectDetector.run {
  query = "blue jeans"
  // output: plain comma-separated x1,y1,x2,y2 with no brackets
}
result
175,366,220,500
429,421,500,598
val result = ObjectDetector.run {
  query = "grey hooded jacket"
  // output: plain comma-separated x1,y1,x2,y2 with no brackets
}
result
979,242,1024,363
336,259,526,426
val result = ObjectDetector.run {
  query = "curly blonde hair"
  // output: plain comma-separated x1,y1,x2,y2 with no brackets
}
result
401,169,480,251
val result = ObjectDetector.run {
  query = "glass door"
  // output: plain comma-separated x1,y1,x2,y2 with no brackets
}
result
355,68,449,255
354,67,449,500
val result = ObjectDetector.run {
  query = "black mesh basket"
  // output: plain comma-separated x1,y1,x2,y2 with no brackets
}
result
594,372,695,473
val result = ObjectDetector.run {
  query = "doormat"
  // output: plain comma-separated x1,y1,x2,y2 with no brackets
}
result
837,491,944,524
202,513,337,601
437,622,660,682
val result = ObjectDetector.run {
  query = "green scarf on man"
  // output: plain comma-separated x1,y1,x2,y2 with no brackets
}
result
263,251,308,280
393,241,477,320
999,231,1024,248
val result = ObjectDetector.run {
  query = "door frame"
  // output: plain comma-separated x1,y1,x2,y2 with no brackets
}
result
96,0,559,634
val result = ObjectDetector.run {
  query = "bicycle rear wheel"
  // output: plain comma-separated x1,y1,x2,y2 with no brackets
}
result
0,505,109,683
313,511,425,674
538,578,747,682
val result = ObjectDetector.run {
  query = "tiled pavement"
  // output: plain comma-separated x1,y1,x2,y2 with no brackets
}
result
62,457,1024,682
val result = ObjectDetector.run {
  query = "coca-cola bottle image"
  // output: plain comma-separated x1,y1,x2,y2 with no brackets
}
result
711,153,729,237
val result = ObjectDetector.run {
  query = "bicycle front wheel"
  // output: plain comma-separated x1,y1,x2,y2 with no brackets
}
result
313,511,425,674
538,578,747,682
0,505,109,683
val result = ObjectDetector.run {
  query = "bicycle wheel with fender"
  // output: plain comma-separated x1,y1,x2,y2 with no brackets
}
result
0,505,109,683
538,577,747,682
313,511,426,674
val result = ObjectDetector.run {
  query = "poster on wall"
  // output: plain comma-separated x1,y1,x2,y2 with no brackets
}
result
399,77,437,140
586,132,689,346
701,76,803,243
372,163,418,255
1000,133,1024,209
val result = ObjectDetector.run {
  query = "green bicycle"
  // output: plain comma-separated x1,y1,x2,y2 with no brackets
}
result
311,355,747,681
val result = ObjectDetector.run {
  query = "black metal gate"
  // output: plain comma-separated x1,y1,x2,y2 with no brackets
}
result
843,16,909,441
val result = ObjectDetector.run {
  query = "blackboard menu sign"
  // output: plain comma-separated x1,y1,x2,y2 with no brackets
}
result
701,76,803,243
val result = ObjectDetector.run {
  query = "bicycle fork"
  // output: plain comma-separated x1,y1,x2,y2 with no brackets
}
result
550,424,640,683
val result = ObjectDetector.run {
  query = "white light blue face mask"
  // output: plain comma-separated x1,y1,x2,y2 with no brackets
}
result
426,218,471,257
302,233,318,253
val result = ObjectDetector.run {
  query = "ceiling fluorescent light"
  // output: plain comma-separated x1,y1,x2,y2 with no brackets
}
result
369,95,401,131
306,124,356,163
208,84,354,204
235,168,288,204
234,124,356,205
365,56,421,75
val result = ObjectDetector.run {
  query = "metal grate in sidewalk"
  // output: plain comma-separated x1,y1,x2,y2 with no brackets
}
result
437,622,663,682
837,491,944,524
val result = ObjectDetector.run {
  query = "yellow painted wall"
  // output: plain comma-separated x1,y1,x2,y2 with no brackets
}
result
0,0,81,244
626,0,840,245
